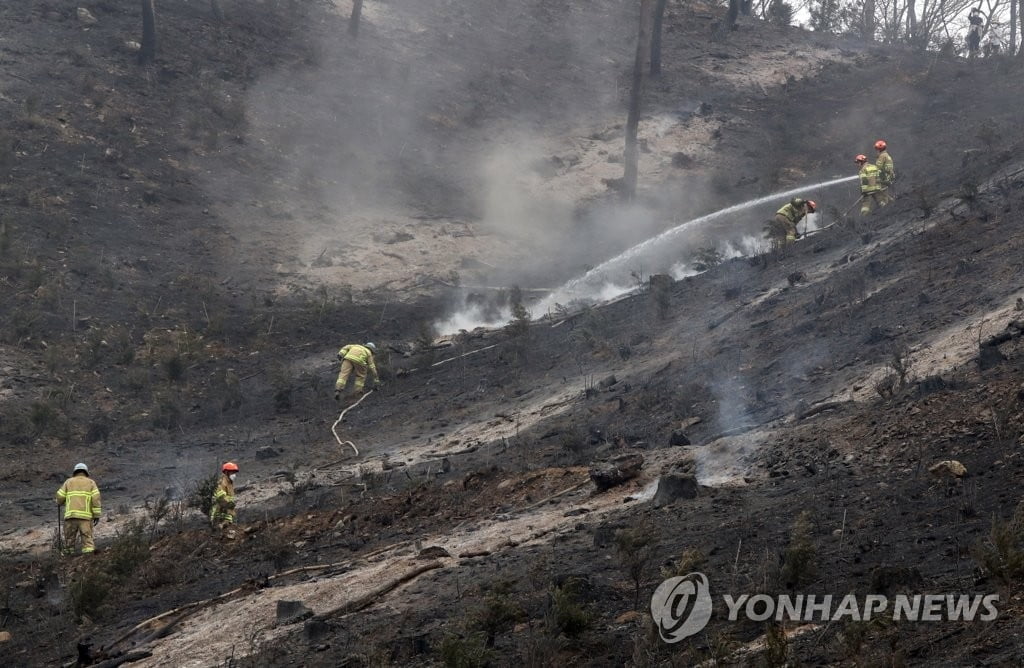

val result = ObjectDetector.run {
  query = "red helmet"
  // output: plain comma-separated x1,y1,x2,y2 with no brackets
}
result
806,200,817,213
222,462,239,473
855,154,868,164
874,140,887,151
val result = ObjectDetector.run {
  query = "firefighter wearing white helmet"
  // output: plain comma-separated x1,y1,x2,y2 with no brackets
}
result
334,342,380,400
55,462,102,554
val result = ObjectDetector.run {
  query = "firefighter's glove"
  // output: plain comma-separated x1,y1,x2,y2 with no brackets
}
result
334,390,342,402
93,518,100,526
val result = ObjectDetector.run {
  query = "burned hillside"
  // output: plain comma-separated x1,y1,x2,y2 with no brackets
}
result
2,1,1024,667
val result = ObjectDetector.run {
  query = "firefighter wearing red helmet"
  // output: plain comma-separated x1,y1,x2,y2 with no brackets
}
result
211,461,239,536
874,140,895,188
856,154,891,215
770,197,816,244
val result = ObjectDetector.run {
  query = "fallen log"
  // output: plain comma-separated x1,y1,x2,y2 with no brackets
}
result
516,480,590,513
796,400,851,421
105,551,396,653
311,561,445,622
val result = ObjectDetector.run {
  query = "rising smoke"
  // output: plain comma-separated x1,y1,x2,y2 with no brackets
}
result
199,0,648,296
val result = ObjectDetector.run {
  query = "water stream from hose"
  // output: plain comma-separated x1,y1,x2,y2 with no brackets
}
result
437,175,859,332
535,175,859,312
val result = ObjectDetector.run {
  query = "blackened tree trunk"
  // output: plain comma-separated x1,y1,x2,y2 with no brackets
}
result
623,0,654,201
211,0,224,22
349,0,364,37
140,0,157,65
906,1,917,49
1011,0,1018,56
650,0,669,76
863,0,875,41
724,0,740,33
1019,0,1024,56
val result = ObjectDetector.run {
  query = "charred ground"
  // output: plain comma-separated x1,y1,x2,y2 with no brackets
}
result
2,1,1024,666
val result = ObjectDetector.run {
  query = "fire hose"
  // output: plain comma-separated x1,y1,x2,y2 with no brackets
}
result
331,389,374,456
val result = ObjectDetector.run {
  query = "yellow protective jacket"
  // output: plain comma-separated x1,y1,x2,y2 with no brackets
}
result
875,151,895,185
338,344,378,381
56,474,102,520
859,163,882,193
210,474,236,524
775,201,808,225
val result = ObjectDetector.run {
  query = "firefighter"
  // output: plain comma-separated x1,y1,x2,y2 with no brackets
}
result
334,342,380,400
855,154,890,215
874,140,895,188
770,198,817,244
55,463,102,555
210,462,238,537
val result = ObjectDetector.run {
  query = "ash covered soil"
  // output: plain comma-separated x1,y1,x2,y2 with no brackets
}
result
3,1,1024,666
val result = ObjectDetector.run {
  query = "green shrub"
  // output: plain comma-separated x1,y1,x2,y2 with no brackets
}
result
438,631,491,668
189,472,220,517
780,511,817,589
69,565,111,620
506,286,530,338
30,401,58,433
470,581,524,647
549,578,593,638
615,525,656,609
973,501,1024,585
106,518,150,578
164,353,186,382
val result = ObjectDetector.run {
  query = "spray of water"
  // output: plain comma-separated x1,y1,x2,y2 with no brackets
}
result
436,175,858,332
536,175,858,311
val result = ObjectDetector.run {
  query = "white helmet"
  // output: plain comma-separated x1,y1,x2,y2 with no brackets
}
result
365,342,377,352
73,462,89,474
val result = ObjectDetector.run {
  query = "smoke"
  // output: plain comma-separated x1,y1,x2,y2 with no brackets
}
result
695,433,762,487
433,175,853,334
694,376,758,486
193,0,650,294
434,303,511,336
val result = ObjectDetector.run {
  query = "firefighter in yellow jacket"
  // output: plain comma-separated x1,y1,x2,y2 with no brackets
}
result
210,462,238,537
770,198,816,244
855,154,891,215
55,462,102,554
874,140,895,187
334,342,380,400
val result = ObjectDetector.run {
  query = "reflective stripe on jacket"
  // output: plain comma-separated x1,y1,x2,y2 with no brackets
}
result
775,202,807,224
338,344,378,379
56,475,102,519
210,474,236,523
859,164,882,193
876,151,895,184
